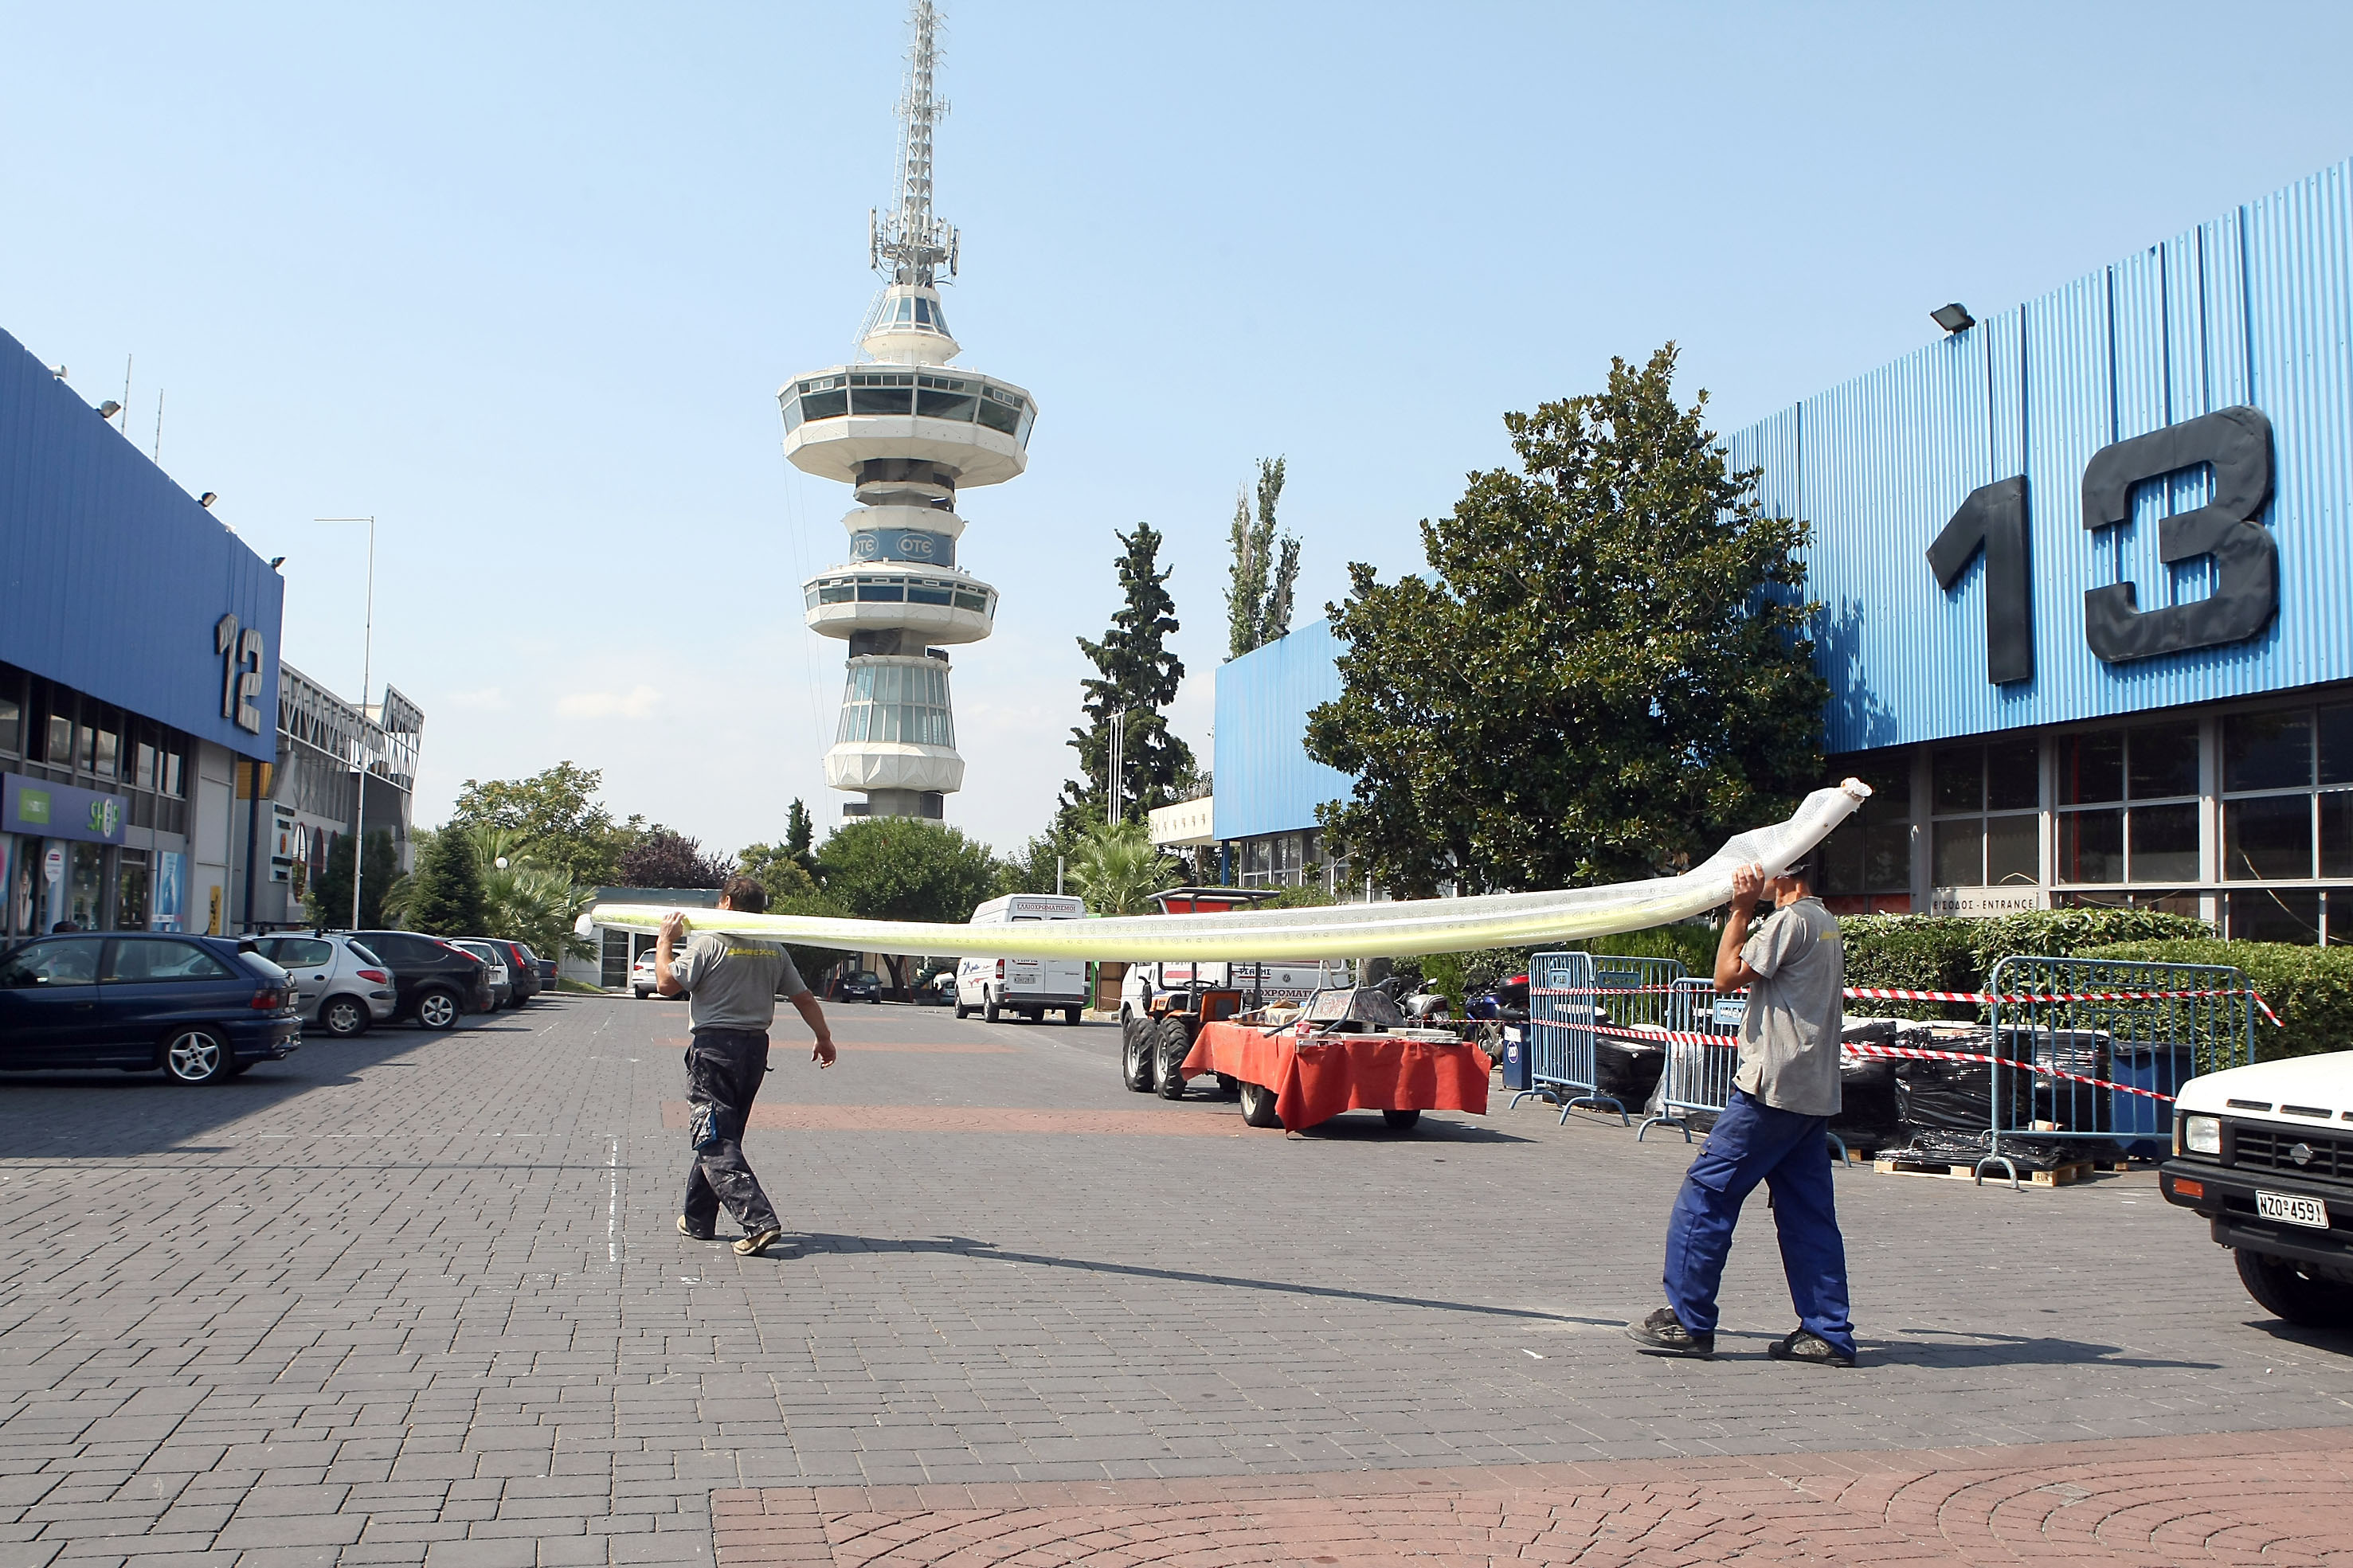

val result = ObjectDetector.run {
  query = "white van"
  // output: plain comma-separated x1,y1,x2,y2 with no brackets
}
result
956,893,1089,1023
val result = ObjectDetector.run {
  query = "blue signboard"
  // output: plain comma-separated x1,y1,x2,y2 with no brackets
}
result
2,773,128,845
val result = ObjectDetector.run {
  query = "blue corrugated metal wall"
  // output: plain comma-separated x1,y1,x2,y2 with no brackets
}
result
1212,619,1357,841
0,327,281,761
1729,154,2353,753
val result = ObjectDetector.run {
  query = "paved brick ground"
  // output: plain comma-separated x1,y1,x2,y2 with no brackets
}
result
3,992,2351,1568
713,1426,2353,1565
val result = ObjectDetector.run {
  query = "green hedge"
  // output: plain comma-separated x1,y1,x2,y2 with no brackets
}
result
2085,939,2353,1062
1840,908,2213,1020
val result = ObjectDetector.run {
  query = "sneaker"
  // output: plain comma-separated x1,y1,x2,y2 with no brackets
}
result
1627,1306,1714,1359
1768,1328,1856,1368
733,1226,784,1257
678,1216,715,1241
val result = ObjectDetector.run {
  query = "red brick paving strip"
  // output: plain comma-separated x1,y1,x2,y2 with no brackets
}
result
712,1426,2353,1566
656,1038,1020,1054
663,1101,1278,1136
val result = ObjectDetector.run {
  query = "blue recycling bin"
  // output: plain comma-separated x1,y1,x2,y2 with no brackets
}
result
2112,1042,2195,1156
1500,1023,1532,1091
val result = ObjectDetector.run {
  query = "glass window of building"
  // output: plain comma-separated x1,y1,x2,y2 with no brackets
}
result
2223,706,2324,882
1818,757,1910,898
0,688,18,756
115,850,149,931
2056,721,2201,886
1930,740,2039,886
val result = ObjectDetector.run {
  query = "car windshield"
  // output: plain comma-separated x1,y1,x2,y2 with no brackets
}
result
347,940,383,966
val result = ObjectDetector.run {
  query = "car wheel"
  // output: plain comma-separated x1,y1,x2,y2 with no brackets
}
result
1383,1109,1422,1131
634,987,651,1000
416,988,461,1030
953,998,968,1019
1119,1014,1153,1093
2235,1248,2353,1328
162,1026,233,1085
1063,1007,1082,1025
1239,1081,1282,1128
1153,1016,1194,1101
983,990,1000,1023
321,996,369,1038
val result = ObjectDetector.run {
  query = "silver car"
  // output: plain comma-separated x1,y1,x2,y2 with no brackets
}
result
253,933,398,1038
448,940,514,1009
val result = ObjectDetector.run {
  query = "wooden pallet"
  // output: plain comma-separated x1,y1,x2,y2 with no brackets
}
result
1872,1155,2098,1187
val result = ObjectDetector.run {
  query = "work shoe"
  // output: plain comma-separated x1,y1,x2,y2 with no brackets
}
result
1627,1307,1713,1359
678,1216,715,1241
734,1226,785,1257
1768,1328,1857,1368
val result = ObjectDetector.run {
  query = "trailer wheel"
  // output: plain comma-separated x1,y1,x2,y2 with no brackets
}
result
1119,1013,1153,1093
1214,1073,1239,1097
1239,1082,1282,1128
1382,1109,1422,1131
1153,1016,1193,1100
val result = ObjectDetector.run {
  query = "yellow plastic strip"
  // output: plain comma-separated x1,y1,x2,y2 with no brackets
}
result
588,780,1869,960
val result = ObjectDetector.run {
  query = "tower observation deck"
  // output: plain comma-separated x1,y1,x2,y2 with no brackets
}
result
781,0,1036,821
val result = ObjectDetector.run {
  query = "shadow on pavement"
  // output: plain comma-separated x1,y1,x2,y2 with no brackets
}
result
1855,1327,2221,1371
781,1230,1611,1324
0,1000,571,1159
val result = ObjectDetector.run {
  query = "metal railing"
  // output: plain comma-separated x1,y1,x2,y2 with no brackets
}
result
1514,952,1687,1125
1975,955,2257,1186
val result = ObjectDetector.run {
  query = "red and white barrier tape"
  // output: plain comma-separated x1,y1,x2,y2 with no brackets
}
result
1534,982,2280,1026
1570,1021,2179,1104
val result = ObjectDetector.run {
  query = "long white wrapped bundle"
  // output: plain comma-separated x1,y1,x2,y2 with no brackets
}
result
586,780,1869,960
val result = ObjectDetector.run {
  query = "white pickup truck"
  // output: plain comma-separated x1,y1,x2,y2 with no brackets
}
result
2161,1050,2353,1330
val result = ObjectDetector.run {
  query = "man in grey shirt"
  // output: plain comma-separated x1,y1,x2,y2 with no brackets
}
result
1628,851,1856,1367
657,875,837,1257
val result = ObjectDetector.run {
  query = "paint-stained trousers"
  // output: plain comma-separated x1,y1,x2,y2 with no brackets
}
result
683,1028,781,1236
1662,1087,1855,1357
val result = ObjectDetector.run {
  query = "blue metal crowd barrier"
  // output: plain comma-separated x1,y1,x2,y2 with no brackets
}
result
1638,978,1741,1142
1975,955,2256,1186
1513,952,1687,1125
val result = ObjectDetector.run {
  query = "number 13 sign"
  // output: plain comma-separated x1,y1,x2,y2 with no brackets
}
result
1926,405,2277,686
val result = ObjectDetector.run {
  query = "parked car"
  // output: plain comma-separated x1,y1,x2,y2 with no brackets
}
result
501,941,546,1003
448,940,514,1009
957,894,1088,1023
837,970,884,1004
252,932,397,1038
0,932,300,1084
343,930,493,1028
631,948,663,999
920,971,956,1005
2163,1050,2353,1329
461,937,540,1007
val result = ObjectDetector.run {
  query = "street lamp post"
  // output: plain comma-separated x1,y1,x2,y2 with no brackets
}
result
316,517,376,929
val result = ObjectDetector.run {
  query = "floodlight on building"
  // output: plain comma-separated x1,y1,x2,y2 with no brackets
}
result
50,365,66,380
268,556,286,570
1931,303,1975,334
96,400,122,419
199,492,217,508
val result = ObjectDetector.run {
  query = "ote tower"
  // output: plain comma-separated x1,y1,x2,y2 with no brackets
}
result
780,0,1036,821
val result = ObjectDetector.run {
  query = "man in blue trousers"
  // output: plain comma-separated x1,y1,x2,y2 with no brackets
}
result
1629,852,1857,1367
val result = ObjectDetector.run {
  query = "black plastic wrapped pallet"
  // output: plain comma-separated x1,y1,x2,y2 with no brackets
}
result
1892,1027,2036,1136
1595,1038,1666,1107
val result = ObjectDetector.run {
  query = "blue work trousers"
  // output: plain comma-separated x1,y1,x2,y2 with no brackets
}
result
1662,1087,1854,1356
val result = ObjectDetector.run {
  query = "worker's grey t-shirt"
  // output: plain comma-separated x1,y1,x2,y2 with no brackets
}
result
671,932,808,1034
1732,897,1844,1117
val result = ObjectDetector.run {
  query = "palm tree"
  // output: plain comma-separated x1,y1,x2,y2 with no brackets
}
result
1068,819,1176,917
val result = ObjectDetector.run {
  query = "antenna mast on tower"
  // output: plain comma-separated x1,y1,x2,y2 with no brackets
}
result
870,0,958,287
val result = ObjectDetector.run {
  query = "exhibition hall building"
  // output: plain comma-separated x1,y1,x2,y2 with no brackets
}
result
1170,154,2353,944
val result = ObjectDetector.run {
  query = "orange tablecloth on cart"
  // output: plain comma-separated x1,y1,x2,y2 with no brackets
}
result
1182,1021,1492,1131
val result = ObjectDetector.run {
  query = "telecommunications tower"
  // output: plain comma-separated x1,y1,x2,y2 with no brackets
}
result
780,0,1036,820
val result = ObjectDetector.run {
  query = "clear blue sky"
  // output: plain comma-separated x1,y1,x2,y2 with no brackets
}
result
6,2,2350,859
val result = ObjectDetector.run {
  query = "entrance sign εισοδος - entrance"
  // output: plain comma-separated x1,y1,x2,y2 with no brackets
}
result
588,783,1870,960
1929,405,2277,683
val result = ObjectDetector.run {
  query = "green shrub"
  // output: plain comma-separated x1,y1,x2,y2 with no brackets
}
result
1841,908,2214,1021
2086,939,2353,1062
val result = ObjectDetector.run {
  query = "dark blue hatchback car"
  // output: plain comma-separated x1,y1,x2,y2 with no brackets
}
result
0,933,301,1085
